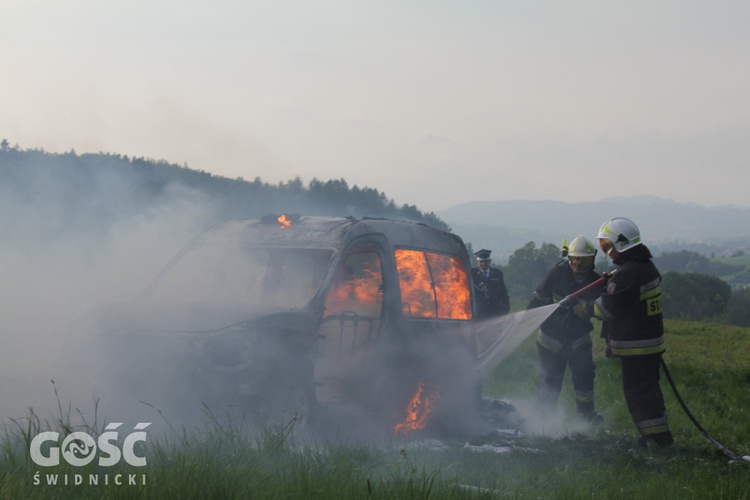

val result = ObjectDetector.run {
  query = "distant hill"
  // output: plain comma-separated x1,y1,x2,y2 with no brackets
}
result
438,197,750,261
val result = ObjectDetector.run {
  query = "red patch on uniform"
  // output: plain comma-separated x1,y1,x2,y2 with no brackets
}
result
606,282,617,294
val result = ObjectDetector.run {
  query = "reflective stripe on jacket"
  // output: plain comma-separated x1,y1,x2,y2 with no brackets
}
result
537,331,592,353
593,252,665,356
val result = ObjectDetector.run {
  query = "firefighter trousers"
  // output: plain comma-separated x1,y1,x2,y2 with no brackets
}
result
620,354,673,443
537,339,596,416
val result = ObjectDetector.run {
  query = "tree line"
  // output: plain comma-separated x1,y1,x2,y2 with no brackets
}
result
0,142,448,243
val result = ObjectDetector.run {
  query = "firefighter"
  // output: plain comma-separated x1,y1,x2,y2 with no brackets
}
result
528,235,605,422
575,217,674,447
471,249,510,319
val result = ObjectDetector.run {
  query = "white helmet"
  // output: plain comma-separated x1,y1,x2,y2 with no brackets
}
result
567,235,597,257
597,217,642,252
567,235,596,273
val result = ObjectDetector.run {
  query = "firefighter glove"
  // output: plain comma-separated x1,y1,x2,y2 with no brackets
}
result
573,300,593,319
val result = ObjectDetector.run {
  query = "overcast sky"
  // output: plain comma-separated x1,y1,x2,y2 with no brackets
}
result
3,1,749,212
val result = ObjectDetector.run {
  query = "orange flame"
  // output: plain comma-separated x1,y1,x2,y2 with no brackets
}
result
324,259,382,316
394,380,440,435
395,250,471,320
277,214,292,228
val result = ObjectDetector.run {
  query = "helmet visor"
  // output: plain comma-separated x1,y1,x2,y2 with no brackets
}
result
569,256,594,273
599,239,614,256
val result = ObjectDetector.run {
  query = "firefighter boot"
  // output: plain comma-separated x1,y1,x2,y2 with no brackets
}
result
637,430,674,448
581,411,605,425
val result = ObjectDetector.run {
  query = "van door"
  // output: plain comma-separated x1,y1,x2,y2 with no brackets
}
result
314,245,384,403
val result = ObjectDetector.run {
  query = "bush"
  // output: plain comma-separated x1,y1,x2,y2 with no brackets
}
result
726,289,750,326
501,241,561,301
661,272,731,321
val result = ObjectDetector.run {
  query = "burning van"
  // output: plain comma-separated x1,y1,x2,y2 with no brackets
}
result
68,214,489,435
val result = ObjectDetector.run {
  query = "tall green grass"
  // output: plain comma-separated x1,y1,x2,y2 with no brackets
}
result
3,320,750,499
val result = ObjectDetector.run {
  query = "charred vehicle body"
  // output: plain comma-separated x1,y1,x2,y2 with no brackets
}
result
70,215,491,435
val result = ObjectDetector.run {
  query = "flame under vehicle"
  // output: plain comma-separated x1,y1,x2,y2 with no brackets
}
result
72,215,499,436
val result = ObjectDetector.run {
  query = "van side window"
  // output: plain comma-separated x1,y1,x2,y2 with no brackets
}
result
395,249,472,320
324,251,383,318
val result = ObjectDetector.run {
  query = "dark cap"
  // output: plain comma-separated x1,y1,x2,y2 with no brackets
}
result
474,249,492,260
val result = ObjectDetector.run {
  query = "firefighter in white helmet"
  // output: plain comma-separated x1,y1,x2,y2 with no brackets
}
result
527,235,605,422
575,217,673,447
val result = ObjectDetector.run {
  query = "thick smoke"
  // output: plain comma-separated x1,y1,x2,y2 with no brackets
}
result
0,167,220,429
1,161,572,447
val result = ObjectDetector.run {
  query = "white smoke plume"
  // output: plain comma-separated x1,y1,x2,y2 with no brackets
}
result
1,158,566,447
0,168,220,428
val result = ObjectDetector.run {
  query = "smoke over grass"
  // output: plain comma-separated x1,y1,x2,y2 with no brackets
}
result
0,161,466,443
0,163,220,424
1,149,555,446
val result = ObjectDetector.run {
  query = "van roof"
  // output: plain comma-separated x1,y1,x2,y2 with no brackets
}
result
193,215,466,254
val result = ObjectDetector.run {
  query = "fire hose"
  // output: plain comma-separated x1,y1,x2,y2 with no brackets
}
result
560,272,748,462
660,359,749,462
557,271,612,309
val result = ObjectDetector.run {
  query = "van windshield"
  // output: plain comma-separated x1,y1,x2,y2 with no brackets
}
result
149,243,333,308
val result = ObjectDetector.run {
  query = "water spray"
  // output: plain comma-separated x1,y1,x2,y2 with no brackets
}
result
475,304,558,375
476,272,612,376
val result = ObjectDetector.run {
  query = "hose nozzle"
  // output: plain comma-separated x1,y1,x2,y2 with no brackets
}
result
558,295,576,309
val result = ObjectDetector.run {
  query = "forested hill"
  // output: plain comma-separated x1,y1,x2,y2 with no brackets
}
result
0,142,448,241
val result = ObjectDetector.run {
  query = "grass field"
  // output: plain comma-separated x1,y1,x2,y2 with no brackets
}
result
715,254,750,268
3,319,750,499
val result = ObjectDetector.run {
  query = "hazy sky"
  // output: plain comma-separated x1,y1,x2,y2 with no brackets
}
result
3,1,749,212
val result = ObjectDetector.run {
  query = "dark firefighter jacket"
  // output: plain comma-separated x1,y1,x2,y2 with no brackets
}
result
471,267,510,319
593,245,665,357
528,262,603,352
